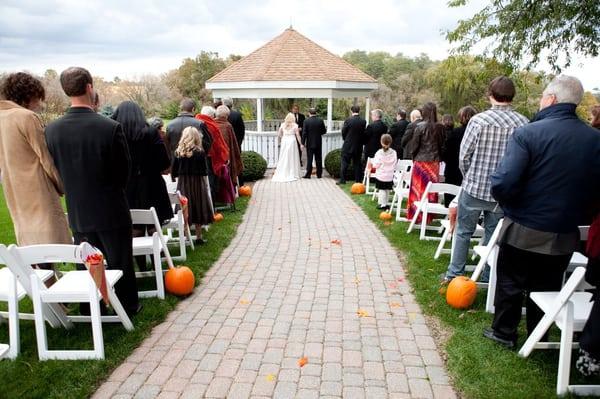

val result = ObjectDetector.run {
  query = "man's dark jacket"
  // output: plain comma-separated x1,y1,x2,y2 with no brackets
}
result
364,119,388,159
227,109,245,149
302,116,327,149
45,107,131,232
389,119,409,153
166,112,212,155
341,114,366,155
491,103,600,233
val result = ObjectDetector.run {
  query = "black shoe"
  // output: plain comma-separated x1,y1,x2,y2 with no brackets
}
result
195,238,207,245
317,176,322,179
303,175,311,179
377,205,388,210
483,328,516,349
127,303,143,317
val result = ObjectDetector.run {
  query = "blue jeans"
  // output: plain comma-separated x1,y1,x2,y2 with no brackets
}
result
445,191,503,281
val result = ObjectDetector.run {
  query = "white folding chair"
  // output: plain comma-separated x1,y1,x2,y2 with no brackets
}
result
469,219,504,313
7,243,134,360
390,168,412,221
361,157,377,196
433,219,484,260
0,245,66,359
518,267,598,396
131,207,174,299
164,192,195,261
370,159,411,201
162,174,177,194
406,182,461,240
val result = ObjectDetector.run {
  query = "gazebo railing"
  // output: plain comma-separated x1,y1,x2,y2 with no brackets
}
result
245,119,345,132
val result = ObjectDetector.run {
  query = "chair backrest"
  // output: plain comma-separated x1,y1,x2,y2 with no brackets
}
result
428,182,461,197
168,192,180,207
579,226,589,242
162,175,177,193
364,157,373,175
130,207,162,232
547,267,588,319
470,218,504,282
397,160,412,173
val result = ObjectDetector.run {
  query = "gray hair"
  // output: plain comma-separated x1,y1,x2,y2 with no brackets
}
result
543,75,584,105
222,97,233,107
200,105,216,118
215,105,230,119
371,109,383,119
148,116,164,129
180,97,196,112
410,109,422,122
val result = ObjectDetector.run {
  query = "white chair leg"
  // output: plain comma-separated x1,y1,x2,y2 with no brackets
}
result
434,227,450,260
420,208,428,240
556,302,574,396
389,192,397,215
7,272,19,359
485,253,498,313
30,276,49,361
407,203,421,233
519,311,558,358
154,235,165,300
107,287,134,331
88,283,104,360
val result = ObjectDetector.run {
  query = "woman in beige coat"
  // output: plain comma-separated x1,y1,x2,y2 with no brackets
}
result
0,72,70,245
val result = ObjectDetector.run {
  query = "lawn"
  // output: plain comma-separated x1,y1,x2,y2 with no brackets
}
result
0,190,249,399
341,185,599,399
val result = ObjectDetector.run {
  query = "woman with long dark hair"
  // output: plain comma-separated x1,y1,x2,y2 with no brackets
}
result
406,102,445,220
112,101,173,269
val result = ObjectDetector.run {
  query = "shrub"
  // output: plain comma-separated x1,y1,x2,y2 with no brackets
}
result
241,151,267,181
325,148,355,179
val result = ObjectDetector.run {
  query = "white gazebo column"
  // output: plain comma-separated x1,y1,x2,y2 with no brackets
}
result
365,97,371,126
326,96,333,132
256,98,263,133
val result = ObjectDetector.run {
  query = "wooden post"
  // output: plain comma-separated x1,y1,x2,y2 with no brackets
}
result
365,97,371,126
256,98,263,133
326,96,333,132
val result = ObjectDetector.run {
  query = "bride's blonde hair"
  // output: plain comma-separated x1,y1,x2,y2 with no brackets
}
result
283,112,296,127
176,126,203,158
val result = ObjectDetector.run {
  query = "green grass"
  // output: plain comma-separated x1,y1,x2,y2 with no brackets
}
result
0,190,249,399
341,186,600,398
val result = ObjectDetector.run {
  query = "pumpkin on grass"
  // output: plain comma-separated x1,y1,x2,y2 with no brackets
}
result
351,183,366,194
239,185,252,197
165,266,195,296
214,213,224,222
379,212,392,221
446,276,477,309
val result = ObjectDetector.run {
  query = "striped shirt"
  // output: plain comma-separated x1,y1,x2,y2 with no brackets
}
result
459,105,528,202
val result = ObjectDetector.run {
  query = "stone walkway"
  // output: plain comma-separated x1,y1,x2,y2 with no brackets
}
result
93,177,456,399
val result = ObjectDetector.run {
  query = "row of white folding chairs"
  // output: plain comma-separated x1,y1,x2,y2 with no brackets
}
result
406,181,461,240
0,243,134,360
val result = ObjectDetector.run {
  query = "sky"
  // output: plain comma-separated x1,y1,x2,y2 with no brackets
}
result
1,0,598,90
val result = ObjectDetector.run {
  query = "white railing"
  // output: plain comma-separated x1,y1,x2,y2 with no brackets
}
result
242,130,343,167
245,119,345,132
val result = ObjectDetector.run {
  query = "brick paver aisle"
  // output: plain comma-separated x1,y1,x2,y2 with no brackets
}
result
94,178,457,399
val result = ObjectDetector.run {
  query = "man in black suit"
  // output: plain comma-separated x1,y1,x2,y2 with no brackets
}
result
292,104,305,167
166,98,212,158
223,97,246,184
363,109,388,159
389,108,409,154
45,67,140,315
338,105,366,184
302,108,327,179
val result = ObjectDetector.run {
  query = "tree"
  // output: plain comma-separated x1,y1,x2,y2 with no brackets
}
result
166,51,227,102
446,0,600,72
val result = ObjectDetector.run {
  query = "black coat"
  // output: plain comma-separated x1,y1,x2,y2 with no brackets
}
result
341,115,366,155
227,109,245,149
126,126,173,224
364,119,388,159
45,107,131,232
302,116,327,149
441,125,466,186
166,113,212,157
293,113,305,132
389,119,409,154
401,120,421,159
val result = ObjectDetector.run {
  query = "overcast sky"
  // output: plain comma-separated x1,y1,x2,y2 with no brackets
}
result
1,0,598,89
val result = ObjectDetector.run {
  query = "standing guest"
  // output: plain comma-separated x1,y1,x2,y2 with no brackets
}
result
372,134,397,210
406,102,445,221
292,104,306,167
45,67,140,315
223,97,245,151
484,75,600,348
302,107,327,179
214,105,243,188
171,127,214,244
166,98,212,158
443,77,528,284
441,114,454,135
441,106,477,206
591,104,600,130
0,72,71,248
364,109,388,160
338,105,366,184
112,101,173,271
388,108,409,154
401,109,422,159
148,116,171,171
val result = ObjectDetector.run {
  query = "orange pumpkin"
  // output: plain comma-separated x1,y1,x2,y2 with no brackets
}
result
446,276,477,309
351,183,366,194
239,185,252,197
214,213,224,222
165,266,195,296
379,212,392,221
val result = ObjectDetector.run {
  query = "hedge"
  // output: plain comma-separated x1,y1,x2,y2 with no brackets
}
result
241,151,268,181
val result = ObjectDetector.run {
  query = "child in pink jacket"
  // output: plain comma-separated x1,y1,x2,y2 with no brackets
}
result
372,134,398,209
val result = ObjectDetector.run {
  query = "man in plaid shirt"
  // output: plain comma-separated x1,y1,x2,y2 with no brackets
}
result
443,76,528,283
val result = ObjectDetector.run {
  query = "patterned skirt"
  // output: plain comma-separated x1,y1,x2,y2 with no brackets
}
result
406,161,439,221
177,175,215,225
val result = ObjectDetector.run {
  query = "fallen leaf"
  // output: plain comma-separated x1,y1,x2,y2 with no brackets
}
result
330,239,342,245
458,312,466,319
388,282,398,289
298,357,308,367
367,267,373,273
357,309,370,318
407,312,417,322
467,309,477,314
390,302,402,308
239,299,250,305
353,277,361,284
265,374,275,381
397,277,404,282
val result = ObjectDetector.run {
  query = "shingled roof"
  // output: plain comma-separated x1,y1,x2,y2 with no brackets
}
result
207,28,376,83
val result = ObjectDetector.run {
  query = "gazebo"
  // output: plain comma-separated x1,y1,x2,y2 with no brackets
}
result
205,28,378,166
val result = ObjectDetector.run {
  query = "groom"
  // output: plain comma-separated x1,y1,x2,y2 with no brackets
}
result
302,108,327,178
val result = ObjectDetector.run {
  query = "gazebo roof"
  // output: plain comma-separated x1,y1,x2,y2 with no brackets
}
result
207,28,377,84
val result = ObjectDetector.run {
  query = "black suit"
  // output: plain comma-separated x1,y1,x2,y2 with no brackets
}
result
302,115,327,178
166,112,212,157
227,109,245,151
45,107,139,312
340,114,366,182
364,119,388,159
389,119,409,154
294,112,306,166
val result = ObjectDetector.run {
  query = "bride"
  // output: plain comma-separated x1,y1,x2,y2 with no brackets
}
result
272,113,304,182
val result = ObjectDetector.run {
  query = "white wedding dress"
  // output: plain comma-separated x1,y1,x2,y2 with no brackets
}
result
272,123,301,182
